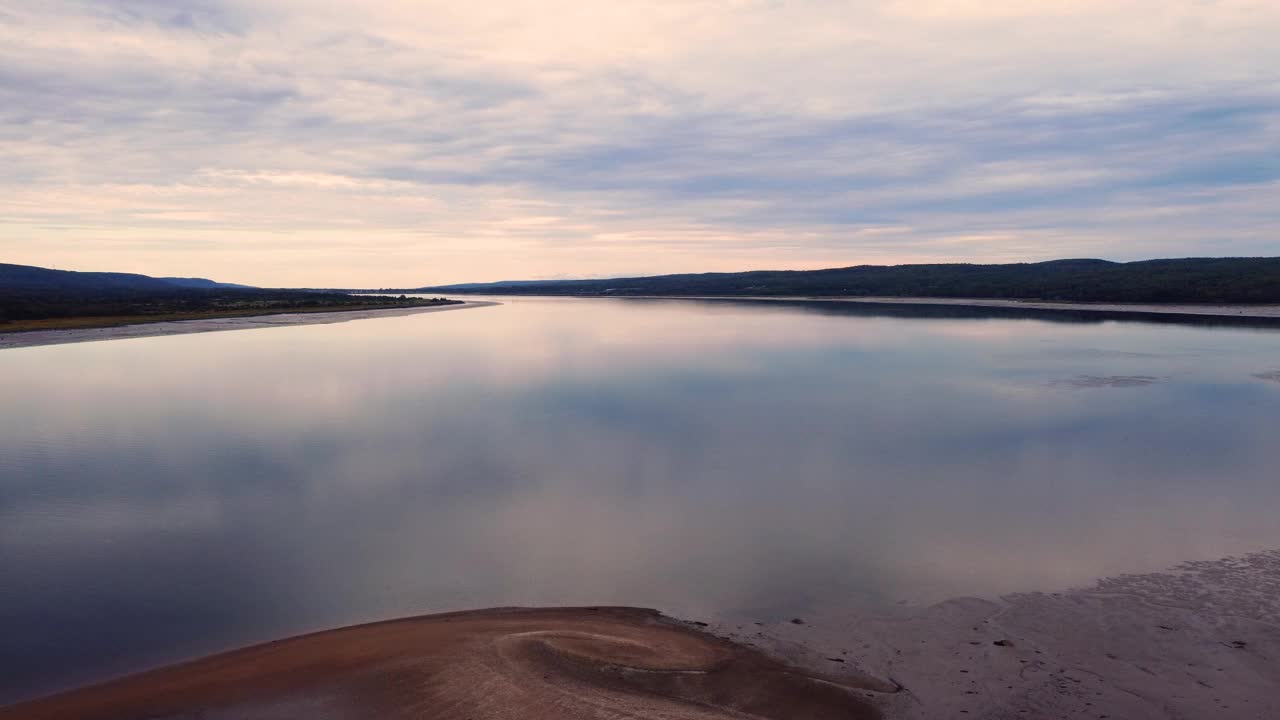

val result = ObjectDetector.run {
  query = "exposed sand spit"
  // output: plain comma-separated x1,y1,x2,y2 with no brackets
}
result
0,607,889,720
0,301,499,350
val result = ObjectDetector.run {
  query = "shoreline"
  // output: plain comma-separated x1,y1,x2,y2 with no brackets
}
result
724,295,1280,319
4,550,1275,718
0,301,499,350
838,295,1280,318
467,293,1280,320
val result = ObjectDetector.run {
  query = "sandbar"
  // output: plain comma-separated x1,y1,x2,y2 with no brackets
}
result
0,301,499,351
0,606,888,720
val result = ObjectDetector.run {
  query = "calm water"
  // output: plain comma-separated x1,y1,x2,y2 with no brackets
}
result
4,297,1280,702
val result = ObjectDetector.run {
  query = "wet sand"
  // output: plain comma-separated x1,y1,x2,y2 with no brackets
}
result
0,607,888,720
711,550,1280,719
0,301,499,350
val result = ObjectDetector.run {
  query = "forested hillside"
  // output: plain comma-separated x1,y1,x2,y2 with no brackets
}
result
418,258,1280,304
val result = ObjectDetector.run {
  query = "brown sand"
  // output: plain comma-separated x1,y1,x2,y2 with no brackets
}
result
0,607,891,720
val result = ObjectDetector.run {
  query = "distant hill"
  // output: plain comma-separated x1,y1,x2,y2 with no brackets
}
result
0,263,456,328
160,277,256,290
421,279,577,291
0,263,254,291
416,258,1280,304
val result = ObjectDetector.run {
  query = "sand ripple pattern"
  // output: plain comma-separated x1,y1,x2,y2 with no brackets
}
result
3,607,884,720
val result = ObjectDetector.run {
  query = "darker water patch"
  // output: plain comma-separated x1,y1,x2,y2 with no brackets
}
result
1052,375,1161,388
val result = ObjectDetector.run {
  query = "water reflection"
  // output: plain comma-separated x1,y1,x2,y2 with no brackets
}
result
661,296,1280,330
3,297,1280,703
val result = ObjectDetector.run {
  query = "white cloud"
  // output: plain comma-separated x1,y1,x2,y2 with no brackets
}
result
0,0,1278,285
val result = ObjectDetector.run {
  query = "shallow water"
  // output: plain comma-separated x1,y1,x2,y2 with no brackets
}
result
3,297,1280,702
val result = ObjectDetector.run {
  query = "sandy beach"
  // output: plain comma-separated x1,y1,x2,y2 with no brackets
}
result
4,550,1276,719
0,301,499,351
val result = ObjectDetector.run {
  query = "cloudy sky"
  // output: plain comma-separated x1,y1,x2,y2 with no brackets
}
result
1,1,1278,287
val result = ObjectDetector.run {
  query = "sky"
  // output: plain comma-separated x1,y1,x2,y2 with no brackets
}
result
1,1,1278,287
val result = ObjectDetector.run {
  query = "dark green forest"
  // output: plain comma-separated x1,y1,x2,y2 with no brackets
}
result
0,287,444,324
0,262,457,325
418,258,1280,304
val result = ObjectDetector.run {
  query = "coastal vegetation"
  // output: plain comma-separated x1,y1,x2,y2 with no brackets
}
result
0,290,458,333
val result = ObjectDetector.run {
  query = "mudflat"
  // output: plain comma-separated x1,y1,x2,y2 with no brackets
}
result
715,550,1280,719
1,607,889,720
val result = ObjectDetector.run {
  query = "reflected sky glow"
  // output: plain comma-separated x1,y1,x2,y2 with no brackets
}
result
3,298,1280,702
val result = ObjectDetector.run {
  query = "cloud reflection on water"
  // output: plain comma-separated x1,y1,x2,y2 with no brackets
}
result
3,298,1280,701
